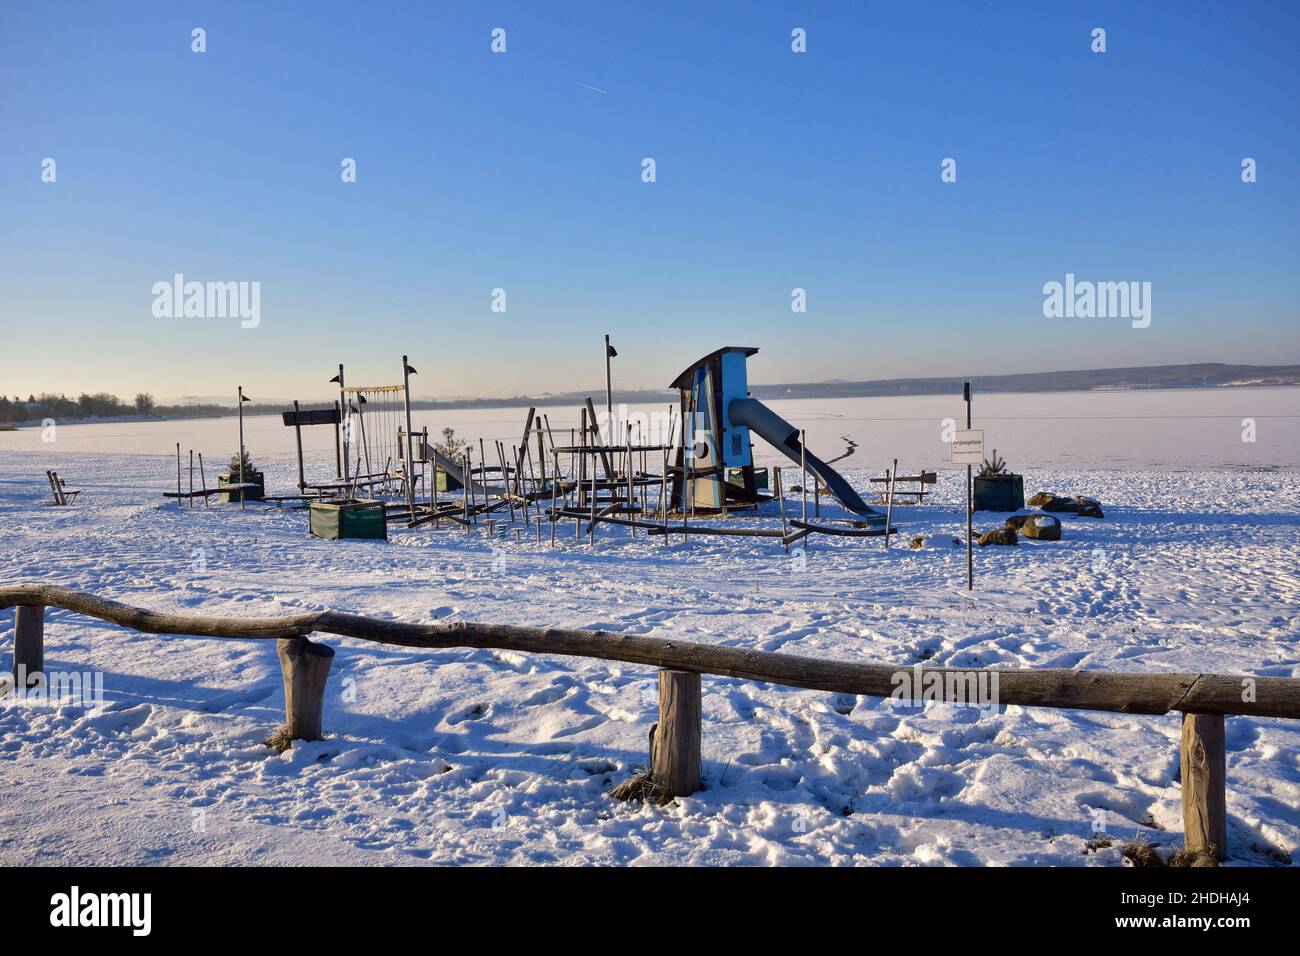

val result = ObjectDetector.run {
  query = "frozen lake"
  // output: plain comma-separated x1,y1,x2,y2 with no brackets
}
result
3,387,1296,473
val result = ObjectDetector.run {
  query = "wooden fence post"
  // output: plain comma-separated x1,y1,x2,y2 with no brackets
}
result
14,604,45,689
652,669,701,796
276,637,335,742
1180,712,1227,861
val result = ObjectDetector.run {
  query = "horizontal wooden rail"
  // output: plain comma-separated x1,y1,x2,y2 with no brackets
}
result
2,583,1297,720
6,582,1297,861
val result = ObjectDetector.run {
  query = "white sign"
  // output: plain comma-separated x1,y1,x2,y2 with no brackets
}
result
951,429,984,465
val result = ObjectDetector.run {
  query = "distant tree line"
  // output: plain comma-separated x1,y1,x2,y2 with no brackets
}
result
0,392,336,424
0,392,155,423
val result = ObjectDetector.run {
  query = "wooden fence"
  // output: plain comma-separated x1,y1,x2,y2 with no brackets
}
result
4,583,1298,862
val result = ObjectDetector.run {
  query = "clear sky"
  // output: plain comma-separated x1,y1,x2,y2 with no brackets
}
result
2,1,1296,403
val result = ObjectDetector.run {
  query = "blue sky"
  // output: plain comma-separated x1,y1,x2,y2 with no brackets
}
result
1,1,1296,401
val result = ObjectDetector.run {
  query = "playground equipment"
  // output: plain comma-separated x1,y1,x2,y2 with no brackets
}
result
668,346,885,526
343,385,405,487
164,442,259,507
164,344,897,549
165,386,263,507
534,347,897,547
281,402,343,493
275,358,425,506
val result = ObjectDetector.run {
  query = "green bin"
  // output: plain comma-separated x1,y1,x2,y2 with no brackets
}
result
973,474,1025,512
309,498,388,540
218,471,264,503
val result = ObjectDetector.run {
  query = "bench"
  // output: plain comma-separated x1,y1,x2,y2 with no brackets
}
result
869,469,936,504
46,470,82,506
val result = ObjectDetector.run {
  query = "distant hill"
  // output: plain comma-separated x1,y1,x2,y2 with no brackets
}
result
748,363,1300,401
35,363,1291,422
405,362,1300,410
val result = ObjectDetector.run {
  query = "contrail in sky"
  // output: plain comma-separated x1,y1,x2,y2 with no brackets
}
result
569,80,608,94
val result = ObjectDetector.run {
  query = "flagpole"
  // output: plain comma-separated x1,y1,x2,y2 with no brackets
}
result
237,385,246,511
604,334,613,422
337,364,348,483
401,356,417,516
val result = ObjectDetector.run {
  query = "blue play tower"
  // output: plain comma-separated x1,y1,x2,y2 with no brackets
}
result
668,347,882,521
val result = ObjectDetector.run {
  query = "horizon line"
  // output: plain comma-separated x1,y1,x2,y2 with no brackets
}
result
9,360,1299,409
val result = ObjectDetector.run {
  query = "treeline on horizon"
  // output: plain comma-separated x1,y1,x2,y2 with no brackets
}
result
0,392,341,424
0,390,613,423
0,389,573,423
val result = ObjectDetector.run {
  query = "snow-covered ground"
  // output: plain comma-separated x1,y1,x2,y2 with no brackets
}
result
1,446,1297,866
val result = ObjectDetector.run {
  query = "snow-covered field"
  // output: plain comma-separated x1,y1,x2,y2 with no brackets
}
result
1,424,1297,865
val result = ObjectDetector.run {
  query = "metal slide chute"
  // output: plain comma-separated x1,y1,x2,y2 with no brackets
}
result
727,398,882,520
431,450,491,498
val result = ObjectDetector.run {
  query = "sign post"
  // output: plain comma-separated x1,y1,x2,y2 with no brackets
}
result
950,383,983,591
282,403,342,494
965,382,971,590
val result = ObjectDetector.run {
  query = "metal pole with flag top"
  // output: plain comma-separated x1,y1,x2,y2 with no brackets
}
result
330,365,347,482
401,356,417,515
237,386,251,511
604,335,616,425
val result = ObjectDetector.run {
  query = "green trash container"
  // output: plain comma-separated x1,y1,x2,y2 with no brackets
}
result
218,471,265,503
973,474,1025,512
309,498,388,540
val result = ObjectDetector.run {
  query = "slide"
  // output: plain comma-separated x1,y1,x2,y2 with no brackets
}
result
727,398,883,521
432,450,492,497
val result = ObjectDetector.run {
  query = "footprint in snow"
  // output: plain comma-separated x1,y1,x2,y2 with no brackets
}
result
520,682,575,707
446,703,488,724
201,685,276,713
83,704,152,735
